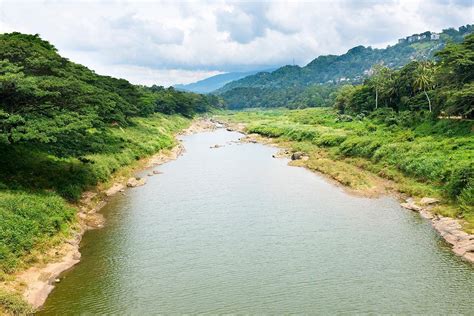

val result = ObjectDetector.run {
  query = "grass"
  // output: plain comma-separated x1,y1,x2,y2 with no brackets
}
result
0,289,34,315
0,114,190,294
216,108,474,231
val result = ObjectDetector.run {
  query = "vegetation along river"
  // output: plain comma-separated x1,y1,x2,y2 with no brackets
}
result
39,128,474,314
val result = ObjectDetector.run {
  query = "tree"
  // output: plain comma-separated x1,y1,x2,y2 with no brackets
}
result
368,64,392,110
334,85,355,113
413,61,436,112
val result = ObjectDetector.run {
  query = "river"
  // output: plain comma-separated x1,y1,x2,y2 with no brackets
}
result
39,128,474,314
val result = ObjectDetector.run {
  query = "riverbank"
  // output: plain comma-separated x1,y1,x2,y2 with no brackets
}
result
36,121,474,315
215,109,474,264
0,117,215,314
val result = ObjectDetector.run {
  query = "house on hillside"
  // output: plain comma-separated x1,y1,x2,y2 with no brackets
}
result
430,32,440,40
407,35,420,42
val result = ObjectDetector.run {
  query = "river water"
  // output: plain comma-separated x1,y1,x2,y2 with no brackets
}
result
39,128,474,314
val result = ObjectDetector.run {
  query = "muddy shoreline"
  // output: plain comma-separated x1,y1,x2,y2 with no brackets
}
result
3,119,216,311
221,119,474,265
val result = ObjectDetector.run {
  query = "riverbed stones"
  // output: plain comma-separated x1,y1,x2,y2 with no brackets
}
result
126,177,147,187
400,202,423,212
420,197,440,205
105,183,125,196
400,198,474,264
80,191,97,205
463,252,474,262
419,209,434,219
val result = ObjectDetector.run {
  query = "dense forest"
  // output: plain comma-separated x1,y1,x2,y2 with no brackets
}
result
335,33,474,118
218,25,473,110
0,32,221,151
0,33,219,276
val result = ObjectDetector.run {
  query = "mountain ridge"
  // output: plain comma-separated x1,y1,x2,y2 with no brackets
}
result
216,25,473,109
174,68,276,93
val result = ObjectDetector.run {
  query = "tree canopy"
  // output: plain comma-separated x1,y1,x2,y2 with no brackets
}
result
0,32,221,155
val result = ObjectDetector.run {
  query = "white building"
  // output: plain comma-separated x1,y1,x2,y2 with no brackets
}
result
430,33,440,40
407,35,420,42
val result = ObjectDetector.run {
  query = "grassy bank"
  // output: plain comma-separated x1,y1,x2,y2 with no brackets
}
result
0,114,189,277
216,108,473,231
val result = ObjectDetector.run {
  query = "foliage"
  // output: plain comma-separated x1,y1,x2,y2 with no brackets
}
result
0,289,34,315
0,32,221,154
334,34,474,118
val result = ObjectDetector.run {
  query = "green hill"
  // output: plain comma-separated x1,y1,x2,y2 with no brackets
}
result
217,25,473,109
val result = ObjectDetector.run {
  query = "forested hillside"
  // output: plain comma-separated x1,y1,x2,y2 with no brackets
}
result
218,25,472,109
0,33,219,276
333,33,474,118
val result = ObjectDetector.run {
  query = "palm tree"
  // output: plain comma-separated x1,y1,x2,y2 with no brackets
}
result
413,61,435,112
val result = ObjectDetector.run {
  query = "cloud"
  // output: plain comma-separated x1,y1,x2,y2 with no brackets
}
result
0,0,472,86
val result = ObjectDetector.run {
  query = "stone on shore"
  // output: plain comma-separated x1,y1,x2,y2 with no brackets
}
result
105,183,125,196
126,177,147,187
420,197,440,205
400,202,423,212
463,252,474,263
419,209,434,219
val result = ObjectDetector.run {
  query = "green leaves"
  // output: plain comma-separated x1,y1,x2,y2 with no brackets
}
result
0,32,217,154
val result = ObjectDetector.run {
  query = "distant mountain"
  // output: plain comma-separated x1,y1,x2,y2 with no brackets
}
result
174,69,276,94
217,25,473,109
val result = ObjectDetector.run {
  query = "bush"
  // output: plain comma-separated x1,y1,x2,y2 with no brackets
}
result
458,184,474,216
446,164,473,199
339,136,384,158
315,134,347,147
0,191,74,273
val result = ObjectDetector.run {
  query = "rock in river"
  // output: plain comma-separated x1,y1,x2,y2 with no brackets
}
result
291,152,306,160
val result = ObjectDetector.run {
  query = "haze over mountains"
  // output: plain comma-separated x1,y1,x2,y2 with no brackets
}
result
173,69,273,93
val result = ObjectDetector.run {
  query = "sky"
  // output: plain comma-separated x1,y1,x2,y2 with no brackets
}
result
0,0,472,86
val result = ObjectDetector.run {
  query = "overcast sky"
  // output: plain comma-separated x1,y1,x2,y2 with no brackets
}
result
0,0,472,86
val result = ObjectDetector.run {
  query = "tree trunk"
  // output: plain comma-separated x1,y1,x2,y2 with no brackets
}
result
423,89,431,112
375,88,378,109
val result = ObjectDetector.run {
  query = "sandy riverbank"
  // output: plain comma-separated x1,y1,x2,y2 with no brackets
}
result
1,119,217,312
221,119,474,264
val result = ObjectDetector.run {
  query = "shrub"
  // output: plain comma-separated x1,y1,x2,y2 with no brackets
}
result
458,184,474,216
315,134,347,147
447,164,473,199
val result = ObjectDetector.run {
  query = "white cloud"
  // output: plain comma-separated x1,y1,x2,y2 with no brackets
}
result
0,0,472,86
